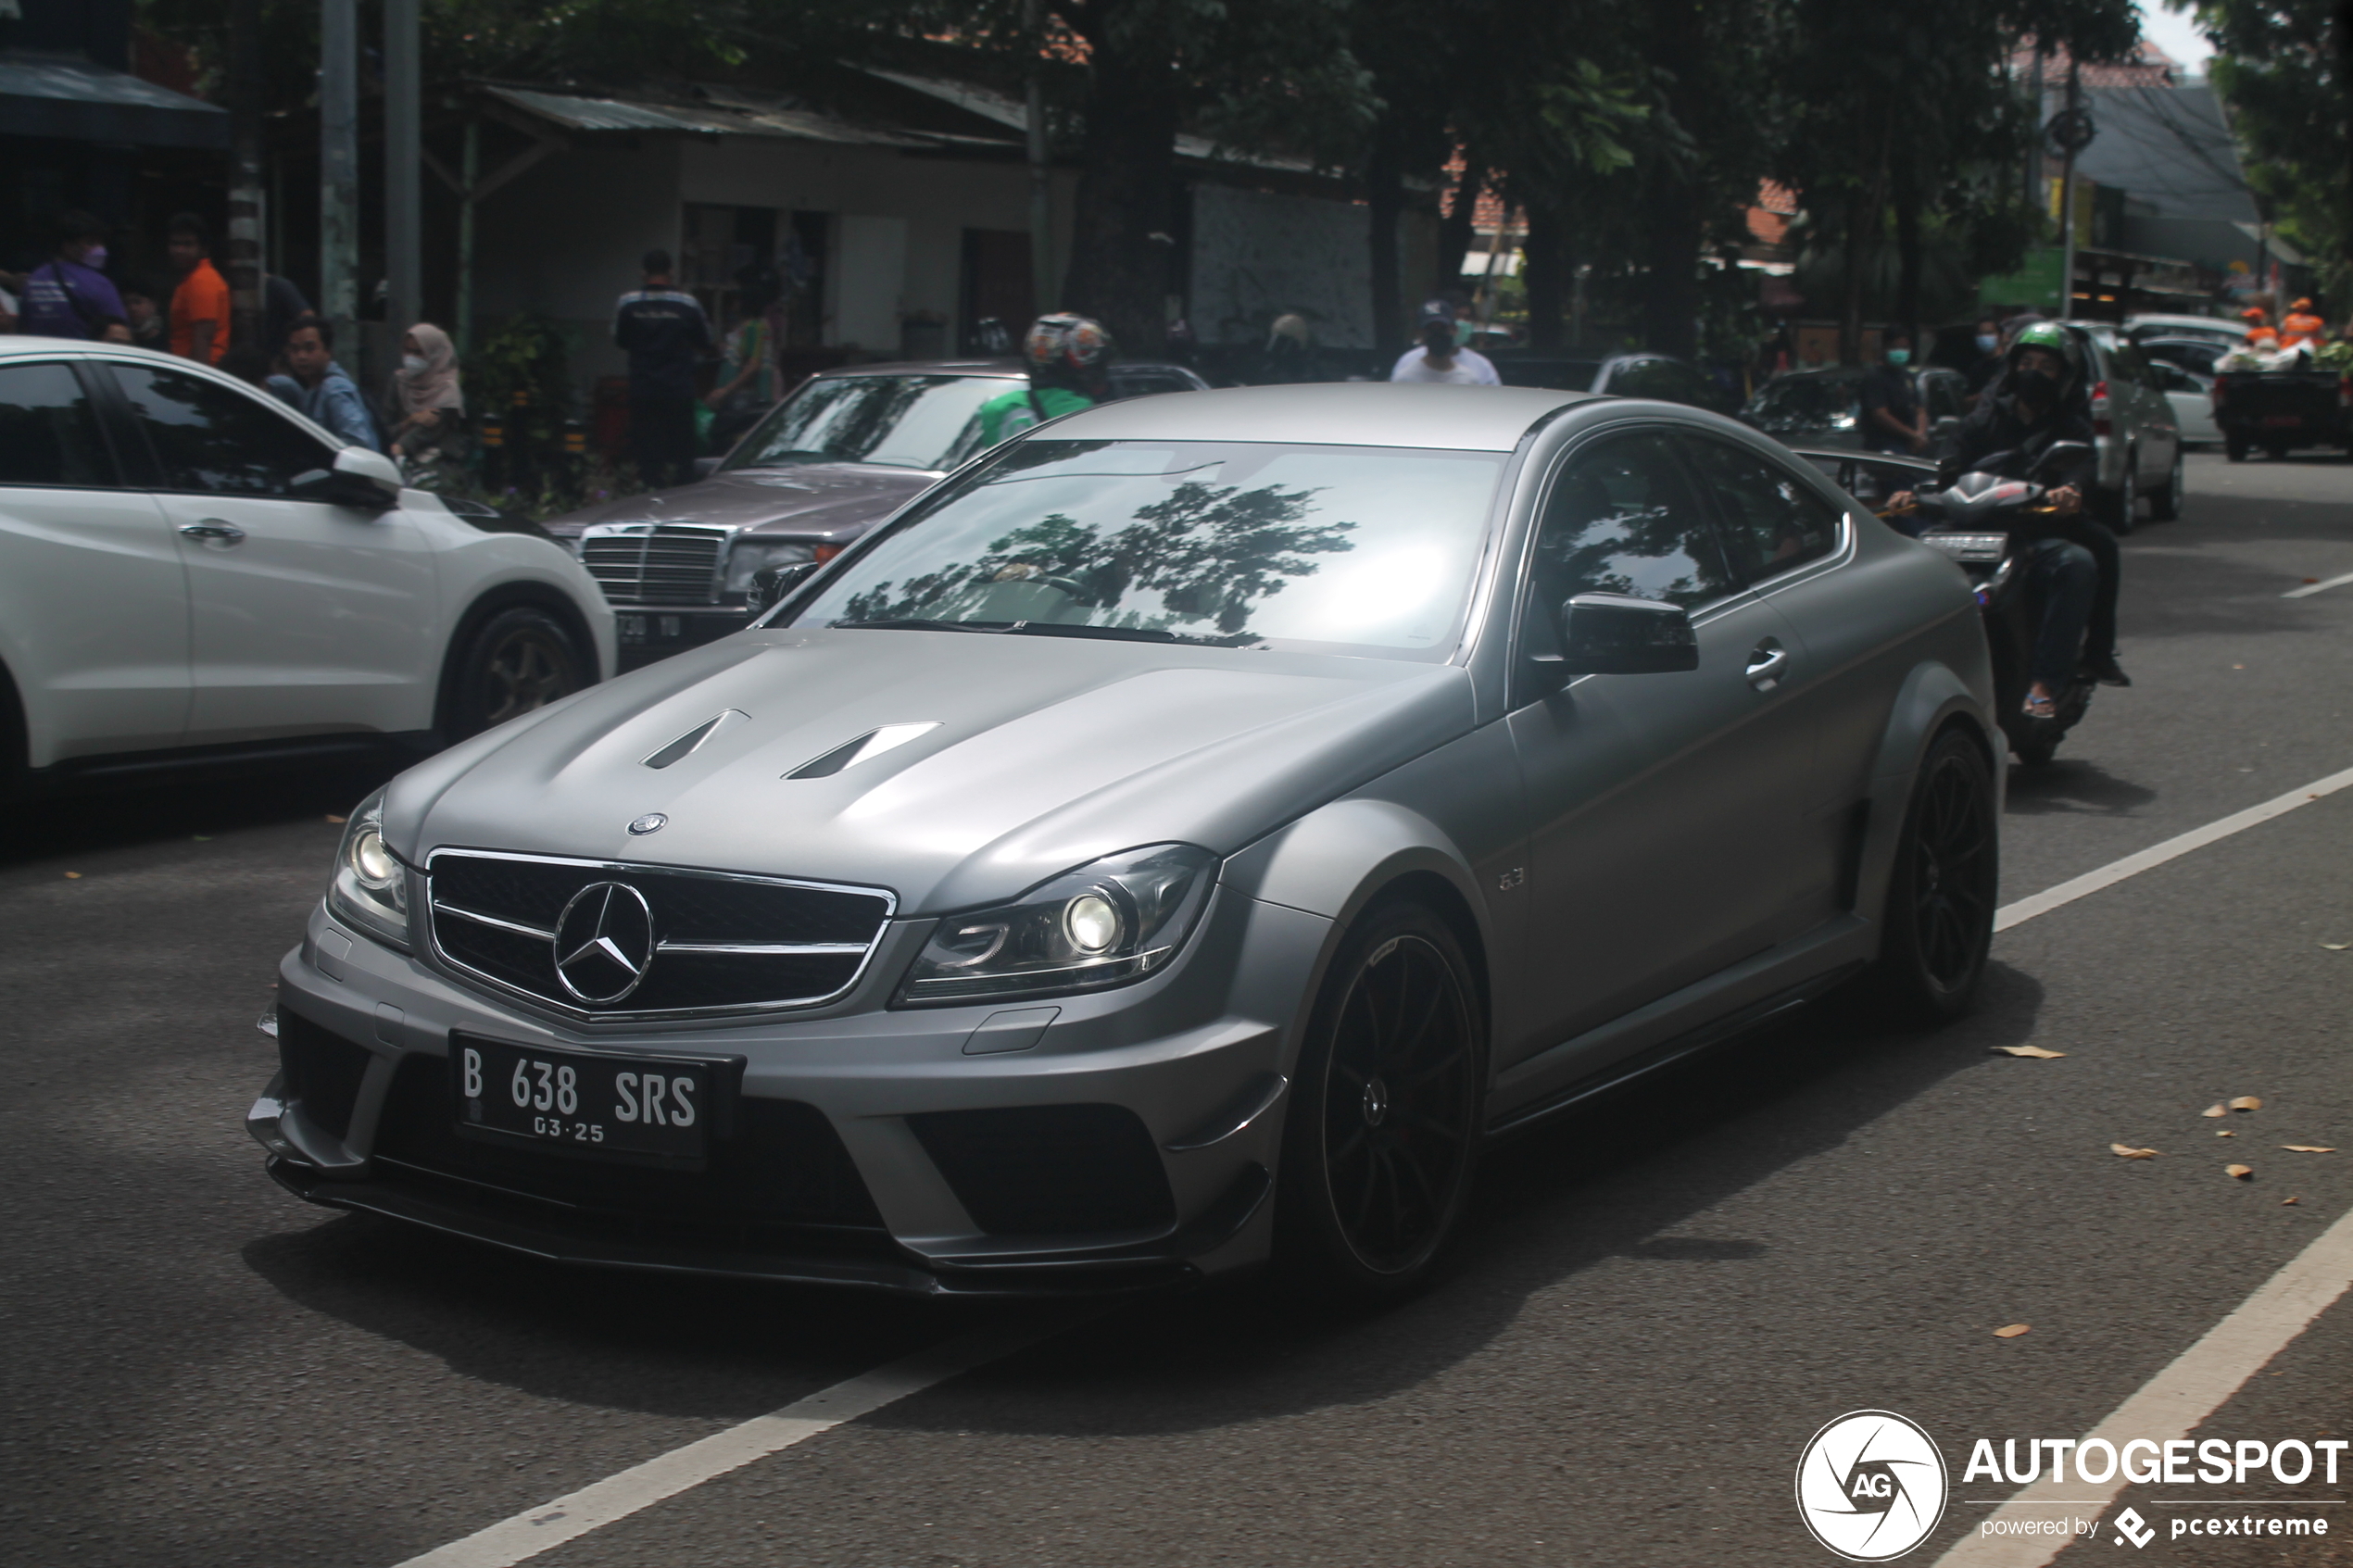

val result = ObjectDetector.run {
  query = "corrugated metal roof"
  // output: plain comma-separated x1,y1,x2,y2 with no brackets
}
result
483,83,941,147
0,52,228,147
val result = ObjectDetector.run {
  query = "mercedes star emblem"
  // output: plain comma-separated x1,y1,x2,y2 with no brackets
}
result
551,882,656,1004
628,813,667,835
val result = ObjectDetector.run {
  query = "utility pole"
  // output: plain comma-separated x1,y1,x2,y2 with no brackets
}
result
456,119,480,355
2024,44,2045,211
225,0,264,354
2057,59,2081,320
1024,0,1054,317
384,0,422,344
320,0,359,356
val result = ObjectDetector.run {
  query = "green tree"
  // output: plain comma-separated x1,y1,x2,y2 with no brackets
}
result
2191,0,2352,309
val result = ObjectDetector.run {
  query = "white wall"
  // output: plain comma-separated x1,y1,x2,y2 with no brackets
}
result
1190,183,1375,347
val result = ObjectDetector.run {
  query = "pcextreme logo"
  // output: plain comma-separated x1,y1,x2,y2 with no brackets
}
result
1796,1411,1951,1562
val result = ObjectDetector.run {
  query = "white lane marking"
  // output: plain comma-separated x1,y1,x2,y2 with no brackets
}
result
2283,571,2353,598
1994,762,2353,932
392,1315,1077,1568
1931,1199,2353,1567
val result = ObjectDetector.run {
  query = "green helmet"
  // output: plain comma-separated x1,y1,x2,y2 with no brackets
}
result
2007,321,2082,389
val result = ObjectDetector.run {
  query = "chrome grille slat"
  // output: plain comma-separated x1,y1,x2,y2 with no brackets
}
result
423,850,897,1022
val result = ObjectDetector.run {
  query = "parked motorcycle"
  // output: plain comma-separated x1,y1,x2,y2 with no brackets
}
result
1883,441,2099,767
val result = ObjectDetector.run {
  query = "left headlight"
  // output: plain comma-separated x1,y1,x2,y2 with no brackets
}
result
896,844,1217,1007
724,538,816,596
327,789,409,949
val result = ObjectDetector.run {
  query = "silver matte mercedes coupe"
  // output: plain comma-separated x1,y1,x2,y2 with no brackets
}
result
252,383,1999,1298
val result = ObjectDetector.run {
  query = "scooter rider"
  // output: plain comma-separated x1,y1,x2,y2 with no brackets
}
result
974,312,1115,449
1894,323,2126,717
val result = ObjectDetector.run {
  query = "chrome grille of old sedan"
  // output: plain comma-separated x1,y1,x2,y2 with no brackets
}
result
424,850,896,1021
580,524,727,606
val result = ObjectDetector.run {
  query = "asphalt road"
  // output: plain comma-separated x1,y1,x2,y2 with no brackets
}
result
4,449,2350,1568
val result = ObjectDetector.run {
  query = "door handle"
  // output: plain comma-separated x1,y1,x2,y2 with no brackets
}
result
1745,639,1790,692
179,521,247,545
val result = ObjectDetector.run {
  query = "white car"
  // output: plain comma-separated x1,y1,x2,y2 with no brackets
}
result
2151,359,2223,447
0,338,613,792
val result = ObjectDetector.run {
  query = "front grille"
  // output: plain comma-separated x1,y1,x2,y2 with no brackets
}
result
907,1104,1175,1236
371,1053,887,1235
426,850,895,1020
279,1008,374,1138
582,526,725,606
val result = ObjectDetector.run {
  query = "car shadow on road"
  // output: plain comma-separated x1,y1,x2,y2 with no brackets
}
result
2006,759,2159,817
239,961,2048,1437
0,759,396,870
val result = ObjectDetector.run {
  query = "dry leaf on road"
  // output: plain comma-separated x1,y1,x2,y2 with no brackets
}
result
2112,1144,2161,1159
2232,1097,2264,1111
1993,1324,2031,1338
2219,1130,2237,1137
62,872,81,880
2226,1164,2254,1179
2322,942,2350,951
2281,1146,2336,1154
2284,1197,2300,1206
1994,1046,2066,1059
2203,1103,2228,1117
325,814,347,824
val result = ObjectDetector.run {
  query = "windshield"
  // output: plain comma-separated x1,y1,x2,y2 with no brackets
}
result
724,375,1012,472
1745,375,1861,432
786,439,1508,658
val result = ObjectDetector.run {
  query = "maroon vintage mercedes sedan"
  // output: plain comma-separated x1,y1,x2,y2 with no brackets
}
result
547,358,1209,668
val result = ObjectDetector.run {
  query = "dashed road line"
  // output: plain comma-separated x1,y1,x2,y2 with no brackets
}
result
2283,571,2353,598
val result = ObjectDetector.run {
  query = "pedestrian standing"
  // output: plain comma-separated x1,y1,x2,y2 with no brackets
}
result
705,276,779,451
165,213,231,364
1963,317,2006,409
1861,332,1928,454
270,314,381,451
1390,303,1501,384
119,281,166,346
19,211,127,340
385,323,469,489
613,249,711,489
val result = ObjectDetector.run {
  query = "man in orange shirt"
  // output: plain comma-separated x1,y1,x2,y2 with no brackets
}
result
167,212,230,364
2279,297,2326,348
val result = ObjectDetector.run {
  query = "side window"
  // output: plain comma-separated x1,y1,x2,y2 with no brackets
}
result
0,362,119,489
1653,362,1709,407
108,363,333,496
1684,437,1843,582
1524,433,1736,670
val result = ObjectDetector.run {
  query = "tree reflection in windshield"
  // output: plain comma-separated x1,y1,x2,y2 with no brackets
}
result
725,375,1007,471
798,440,1506,655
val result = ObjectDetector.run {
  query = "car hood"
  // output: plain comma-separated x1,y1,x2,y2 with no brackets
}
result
542,464,937,541
383,631,1475,914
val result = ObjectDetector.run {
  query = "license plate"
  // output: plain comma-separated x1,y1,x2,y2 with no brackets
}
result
450,1035,736,1164
617,614,647,643
614,614,687,645
2263,414,2303,427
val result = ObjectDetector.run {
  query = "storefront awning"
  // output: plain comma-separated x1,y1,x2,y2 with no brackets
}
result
0,52,229,148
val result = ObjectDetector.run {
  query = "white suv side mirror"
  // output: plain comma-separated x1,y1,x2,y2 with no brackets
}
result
291,445,403,509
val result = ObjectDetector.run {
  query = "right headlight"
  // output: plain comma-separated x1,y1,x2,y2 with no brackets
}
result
326,789,410,949
724,538,816,596
896,844,1217,1007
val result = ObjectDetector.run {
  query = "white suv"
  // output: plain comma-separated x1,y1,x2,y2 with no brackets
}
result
0,338,613,791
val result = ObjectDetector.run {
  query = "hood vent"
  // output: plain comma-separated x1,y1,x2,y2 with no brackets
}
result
642,709,749,770
786,721,940,780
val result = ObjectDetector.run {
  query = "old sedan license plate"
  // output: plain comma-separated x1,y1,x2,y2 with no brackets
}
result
453,1036,721,1163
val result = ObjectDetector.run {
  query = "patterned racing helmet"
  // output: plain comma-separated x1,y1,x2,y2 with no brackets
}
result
1024,313,1116,376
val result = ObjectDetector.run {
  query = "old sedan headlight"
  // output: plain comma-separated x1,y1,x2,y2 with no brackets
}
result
327,789,409,949
724,538,816,596
896,844,1216,1006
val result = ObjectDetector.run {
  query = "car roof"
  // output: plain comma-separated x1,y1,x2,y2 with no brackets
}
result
2128,313,2248,337
1042,381,1594,452
815,358,1199,380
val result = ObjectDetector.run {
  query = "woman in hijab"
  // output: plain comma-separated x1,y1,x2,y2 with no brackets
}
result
385,322,468,489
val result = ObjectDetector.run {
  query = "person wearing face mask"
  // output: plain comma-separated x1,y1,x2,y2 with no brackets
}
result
384,323,469,489
1860,332,1928,454
19,211,127,341
1963,317,2007,408
1922,321,2129,708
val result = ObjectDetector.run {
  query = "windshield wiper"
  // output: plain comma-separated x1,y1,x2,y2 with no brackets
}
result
832,618,1012,634
1004,622,1262,648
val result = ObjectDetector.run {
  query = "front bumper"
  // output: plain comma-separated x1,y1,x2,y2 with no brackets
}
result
250,884,1328,1296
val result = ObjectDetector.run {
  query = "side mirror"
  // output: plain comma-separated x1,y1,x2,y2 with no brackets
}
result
746,560,819,618
291,445,402,509
2029,440,2094,481
1536,593,1700,679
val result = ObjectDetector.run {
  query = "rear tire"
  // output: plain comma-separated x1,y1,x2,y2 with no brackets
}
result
2147,446,2183,521
1277,899,1484,1301
2225,437,2248,462
2268,444,2293,461
444,607,588,740
2096,453,2137,533
1863,731,1997,1024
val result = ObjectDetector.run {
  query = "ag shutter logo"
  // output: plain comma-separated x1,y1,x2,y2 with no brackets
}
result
2114,1507,2156,1548
1796,1410,1950,1562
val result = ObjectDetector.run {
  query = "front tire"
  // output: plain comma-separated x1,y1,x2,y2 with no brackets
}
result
1277,900,1484,1299
2096,453,2137,534
2147,446,2183,521
1865,731,1997,1023
2226,437,2248,462
445,607,588,740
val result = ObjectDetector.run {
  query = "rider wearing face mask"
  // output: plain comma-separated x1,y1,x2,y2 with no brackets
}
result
1940,321,2130,704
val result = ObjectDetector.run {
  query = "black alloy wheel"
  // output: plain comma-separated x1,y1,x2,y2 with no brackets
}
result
447,607,587,739
1867,731,1997,1023
1280,901,1483,1297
